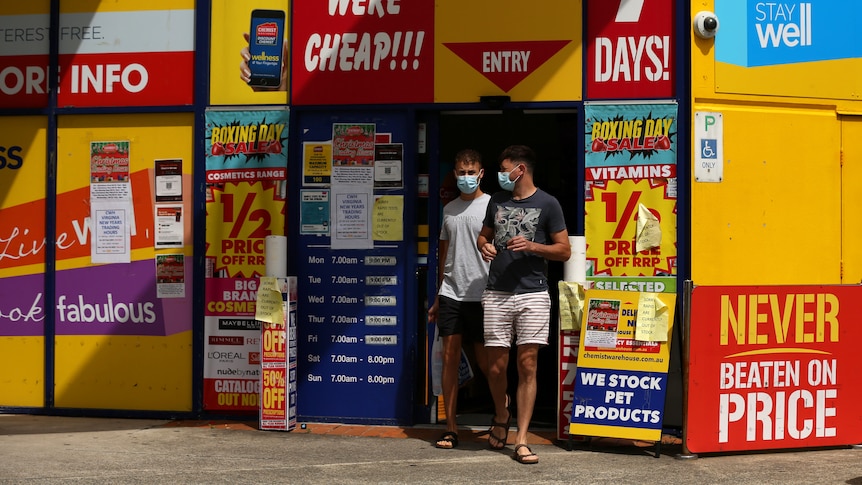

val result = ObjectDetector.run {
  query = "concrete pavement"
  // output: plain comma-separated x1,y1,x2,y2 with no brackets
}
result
0,414,860,484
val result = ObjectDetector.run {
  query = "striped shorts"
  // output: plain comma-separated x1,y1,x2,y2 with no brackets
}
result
481,289,550,347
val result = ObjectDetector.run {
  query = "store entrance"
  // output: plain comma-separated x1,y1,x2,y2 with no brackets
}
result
434,109,580,429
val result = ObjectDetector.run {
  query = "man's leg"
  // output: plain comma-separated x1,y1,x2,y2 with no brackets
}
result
440,334,462,435
486,345,510,448
514,343,539,460
473,341,489,379
509,290,549,460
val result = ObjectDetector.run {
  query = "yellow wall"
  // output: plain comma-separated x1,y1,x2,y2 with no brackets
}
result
690,0,862,285
842,117,862,284
53,114,194,411
0,116,47,407
210,0,290,106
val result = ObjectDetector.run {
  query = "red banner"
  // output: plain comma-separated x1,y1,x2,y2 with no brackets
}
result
290,0,434,105
687,285,862,453
586,0,674,99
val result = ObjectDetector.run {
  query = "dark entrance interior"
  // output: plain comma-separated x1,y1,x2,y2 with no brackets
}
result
435,109,580,428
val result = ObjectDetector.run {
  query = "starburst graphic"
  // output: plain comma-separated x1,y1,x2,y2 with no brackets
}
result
206,181,285,278
585,179,677,276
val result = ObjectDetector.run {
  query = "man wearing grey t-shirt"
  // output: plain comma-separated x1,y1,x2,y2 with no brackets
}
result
428,149,490,449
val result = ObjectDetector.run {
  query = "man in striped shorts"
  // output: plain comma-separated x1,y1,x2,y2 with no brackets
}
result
477,145,571,464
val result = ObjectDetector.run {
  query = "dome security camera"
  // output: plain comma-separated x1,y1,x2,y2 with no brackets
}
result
693,11,719,39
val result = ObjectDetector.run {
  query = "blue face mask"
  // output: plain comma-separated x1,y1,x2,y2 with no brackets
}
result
497,166,521,191
456,175,481,194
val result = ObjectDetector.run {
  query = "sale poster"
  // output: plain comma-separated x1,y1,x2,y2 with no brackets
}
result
202,277,262,412
584,102,677,277
156,254,185,299
258,276,297,431
203,108,288,412
204,109,288,278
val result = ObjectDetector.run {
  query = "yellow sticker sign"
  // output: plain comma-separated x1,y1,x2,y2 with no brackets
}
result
585,179,676,276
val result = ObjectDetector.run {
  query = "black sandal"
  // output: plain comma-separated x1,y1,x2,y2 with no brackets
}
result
513,444,539,464
487,413,510,450
435,431,459,449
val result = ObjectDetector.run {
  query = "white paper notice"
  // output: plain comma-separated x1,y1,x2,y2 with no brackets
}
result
155,205,184,248
92,202,131,263
331,185,373,250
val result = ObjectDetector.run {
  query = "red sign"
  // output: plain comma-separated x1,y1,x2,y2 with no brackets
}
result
687,285,862,453
557,330,580,440
443,40,571,92
0,55,50,109
260,367,287,424
291,0,434,105
57,52,194,107
0,9,194,109
586,0,674,99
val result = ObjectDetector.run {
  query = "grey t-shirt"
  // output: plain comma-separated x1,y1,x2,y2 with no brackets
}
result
438,194,491,302
483,188,567,293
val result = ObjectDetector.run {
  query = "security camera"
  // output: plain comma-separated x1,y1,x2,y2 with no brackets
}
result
693,11,719,39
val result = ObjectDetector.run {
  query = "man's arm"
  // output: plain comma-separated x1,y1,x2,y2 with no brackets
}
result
427,238,449,323
436,239,449,289
507,228,571,262
477,225,497,262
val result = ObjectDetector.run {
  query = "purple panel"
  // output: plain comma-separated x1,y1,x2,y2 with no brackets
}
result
0,273,46,337
161,258,194,336
55,260,170,336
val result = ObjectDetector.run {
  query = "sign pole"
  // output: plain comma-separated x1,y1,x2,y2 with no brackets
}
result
676,280,697,459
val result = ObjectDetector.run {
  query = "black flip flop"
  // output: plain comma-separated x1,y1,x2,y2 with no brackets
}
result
435,431,459,449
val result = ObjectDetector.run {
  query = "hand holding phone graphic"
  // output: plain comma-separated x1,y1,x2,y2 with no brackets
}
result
241,9,286,91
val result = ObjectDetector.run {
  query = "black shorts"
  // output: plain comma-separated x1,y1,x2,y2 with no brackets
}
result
437,295,484,343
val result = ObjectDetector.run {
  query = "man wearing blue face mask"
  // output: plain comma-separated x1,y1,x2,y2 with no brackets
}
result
477,145,571,464
428,148,491,449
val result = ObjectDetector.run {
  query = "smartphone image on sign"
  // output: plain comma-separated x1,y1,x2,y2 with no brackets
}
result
248,9,285,88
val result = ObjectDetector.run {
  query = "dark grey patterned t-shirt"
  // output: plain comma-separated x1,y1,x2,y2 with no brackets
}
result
483,188,567,293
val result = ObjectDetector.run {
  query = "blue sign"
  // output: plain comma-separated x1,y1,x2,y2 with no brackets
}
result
571,367,667,431
701,139,718,159
717,1,862,67
291,110,416,426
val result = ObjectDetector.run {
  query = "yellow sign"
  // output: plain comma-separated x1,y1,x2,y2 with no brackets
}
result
205,181,285,278
570,288,676,441
303,142,332,185
634,292,669,342
434,0,582,103
586,179,676,276
372,195,403,241
210,0,289,106
255,276,284,325
558,281,585,331
577,289,675,373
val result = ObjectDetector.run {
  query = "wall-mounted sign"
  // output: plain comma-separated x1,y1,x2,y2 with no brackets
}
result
586,0,675,99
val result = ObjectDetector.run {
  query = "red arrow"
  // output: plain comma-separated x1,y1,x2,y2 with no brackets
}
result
443,40,571,92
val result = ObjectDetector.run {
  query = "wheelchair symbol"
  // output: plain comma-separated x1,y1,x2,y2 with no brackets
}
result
701,139,717,159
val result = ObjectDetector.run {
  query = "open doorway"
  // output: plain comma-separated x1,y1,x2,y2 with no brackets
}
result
434,109,580,428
